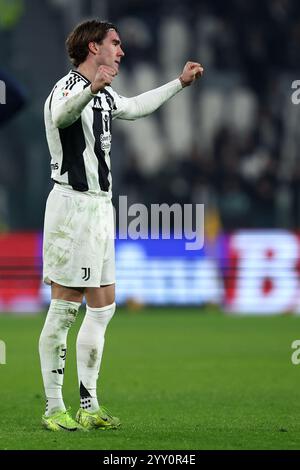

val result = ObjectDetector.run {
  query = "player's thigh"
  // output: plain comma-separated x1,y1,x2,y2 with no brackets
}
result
85,284,115,308
85,204,116,308
51,282,84,303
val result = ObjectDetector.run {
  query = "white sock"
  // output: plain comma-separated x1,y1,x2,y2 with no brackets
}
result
76,302,116,412
39,299,80,416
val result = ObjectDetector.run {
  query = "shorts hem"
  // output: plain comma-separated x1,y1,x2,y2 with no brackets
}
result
100,281,115,287
44,275,115,288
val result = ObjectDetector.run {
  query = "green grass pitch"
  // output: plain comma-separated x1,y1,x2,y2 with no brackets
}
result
0,307,300,450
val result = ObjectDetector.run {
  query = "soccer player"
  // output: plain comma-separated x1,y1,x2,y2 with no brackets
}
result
39,19,203,431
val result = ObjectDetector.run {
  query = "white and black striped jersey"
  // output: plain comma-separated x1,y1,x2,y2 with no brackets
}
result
44,69,183,197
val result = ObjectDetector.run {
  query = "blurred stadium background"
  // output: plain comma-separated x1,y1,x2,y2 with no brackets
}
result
0,0,300,314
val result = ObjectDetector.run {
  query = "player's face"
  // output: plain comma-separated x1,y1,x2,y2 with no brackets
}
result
96,29,124,73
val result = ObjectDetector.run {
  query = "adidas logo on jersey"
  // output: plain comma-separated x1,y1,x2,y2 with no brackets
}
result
92,97,102,110
64,74,82,91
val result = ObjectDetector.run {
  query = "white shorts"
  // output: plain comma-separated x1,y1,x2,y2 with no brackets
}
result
43,184,115,288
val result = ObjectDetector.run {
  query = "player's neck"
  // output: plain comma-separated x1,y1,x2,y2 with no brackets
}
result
76,60,97,84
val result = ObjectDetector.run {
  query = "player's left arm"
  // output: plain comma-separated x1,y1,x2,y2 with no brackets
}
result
112,61,203,121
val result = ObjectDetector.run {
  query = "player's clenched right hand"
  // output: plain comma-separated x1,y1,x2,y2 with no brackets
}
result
179,61,204,87
91,65,117,93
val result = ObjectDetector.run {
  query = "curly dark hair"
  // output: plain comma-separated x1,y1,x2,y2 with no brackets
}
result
66,19,119,67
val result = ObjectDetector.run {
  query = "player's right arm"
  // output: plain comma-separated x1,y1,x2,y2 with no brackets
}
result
51,84,95,129
50,66,116,129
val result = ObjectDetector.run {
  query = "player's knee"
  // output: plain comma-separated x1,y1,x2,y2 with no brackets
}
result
85,284,115,308
86,302,116,325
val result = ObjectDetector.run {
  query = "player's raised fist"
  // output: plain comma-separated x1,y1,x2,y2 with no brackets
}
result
91,65,118,93
179,61,204,87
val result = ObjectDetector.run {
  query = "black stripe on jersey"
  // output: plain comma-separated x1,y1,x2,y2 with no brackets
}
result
92,107,110,192
103,89,117,111
59,118,88,192
64,76,81,91
68,77,81,91
63,77,73,90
